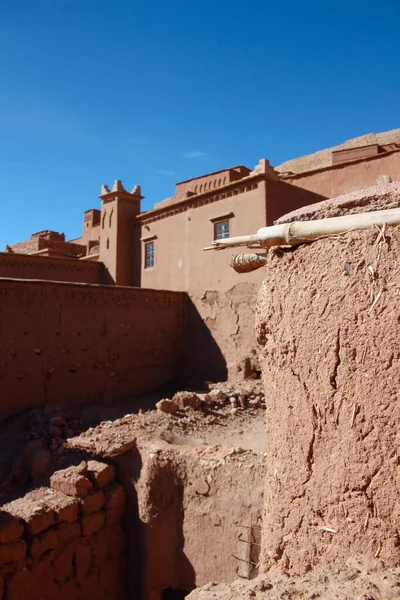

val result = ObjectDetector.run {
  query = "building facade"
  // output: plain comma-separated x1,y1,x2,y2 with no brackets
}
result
5,129,400,379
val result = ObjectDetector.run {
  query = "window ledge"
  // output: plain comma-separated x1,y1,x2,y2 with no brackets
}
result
209,212,234,223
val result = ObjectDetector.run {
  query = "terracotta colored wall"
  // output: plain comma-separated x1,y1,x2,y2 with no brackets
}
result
138,183,268,380
282,151,400,199
0,279,185,420
184,284,261,381
0,460,127,599
115,438,266,599
0,254,104,285
139,179,324,380
256,227,400,575
265,180,326,225
140,181,268,293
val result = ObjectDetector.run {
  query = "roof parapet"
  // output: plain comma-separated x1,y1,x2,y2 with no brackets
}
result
250,159,279,180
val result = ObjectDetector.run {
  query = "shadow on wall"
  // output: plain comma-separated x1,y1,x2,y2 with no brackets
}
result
115,448,196,600
183,296,228,384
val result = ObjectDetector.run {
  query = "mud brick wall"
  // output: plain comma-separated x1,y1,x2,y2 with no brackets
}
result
0,253,104,284
0,279,185,420
256,226,400,575
0,460,127,600
115,439,267,599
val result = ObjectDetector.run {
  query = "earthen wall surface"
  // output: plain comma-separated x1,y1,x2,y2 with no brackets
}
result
256,226,400,574
0,279,185,420
265,180,326,224
281,151,400,199
0,253,104,285
0,460,128,599
69,420,266,600
117,442,266,598
140,178,325,379
140,181,268,293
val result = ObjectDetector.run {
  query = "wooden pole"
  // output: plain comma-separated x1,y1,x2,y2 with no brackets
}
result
204,207,400,251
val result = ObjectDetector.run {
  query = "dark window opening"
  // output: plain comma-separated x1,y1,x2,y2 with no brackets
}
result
162,589,189,600
145,241,155,269
214,220,230,240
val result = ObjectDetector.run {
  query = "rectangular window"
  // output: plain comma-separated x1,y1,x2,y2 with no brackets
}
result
214,220,230,240
144,241,154,269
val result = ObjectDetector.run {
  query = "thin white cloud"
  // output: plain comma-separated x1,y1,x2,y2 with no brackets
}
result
156,168,176,176
182,151,207,159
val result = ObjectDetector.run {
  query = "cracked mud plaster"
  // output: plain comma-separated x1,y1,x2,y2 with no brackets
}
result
191,283,261,378
256,228,400,575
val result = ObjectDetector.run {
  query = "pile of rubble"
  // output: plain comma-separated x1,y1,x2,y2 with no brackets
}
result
0,380,266,501
156,380,266,415
30,409,85,452
3,409,87,494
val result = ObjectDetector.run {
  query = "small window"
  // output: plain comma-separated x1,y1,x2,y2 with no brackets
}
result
144,241,155,269
214,220,230,240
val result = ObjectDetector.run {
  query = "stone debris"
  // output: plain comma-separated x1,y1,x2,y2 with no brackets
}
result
172,391,202,410
156,399,179,414
156,381,265,415
0,379,266,503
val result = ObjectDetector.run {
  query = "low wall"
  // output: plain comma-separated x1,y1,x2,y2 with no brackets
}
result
0,460,127,599
117,442,266,598
0,253,104,285
0,279,185,420
256,226,400,574
66,418,266,599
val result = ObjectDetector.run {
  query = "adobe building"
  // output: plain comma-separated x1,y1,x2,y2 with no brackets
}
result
4,128,400,380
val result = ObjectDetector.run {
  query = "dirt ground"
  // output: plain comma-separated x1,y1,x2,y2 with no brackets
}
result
0,379,266,504
188,556,400,600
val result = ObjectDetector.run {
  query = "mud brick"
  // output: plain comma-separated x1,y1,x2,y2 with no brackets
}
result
75,541,92,581
6,566,58,600
54,521,81,543
52,579,78,600
82,511,105,536
99,558,126,598
28,489,79,524
50,465,93,498
77,567,101,598
90,530,108,566
87,460,116,489
31,552,52,579
54,545,74,583
48,492,79,523
105,504,126,527
104,483,126,509
30,527,58,559
103,525,126,559
3,496,55,536
0,557,31,577
81,490,105,515
0,540,26,565
0,512,24,544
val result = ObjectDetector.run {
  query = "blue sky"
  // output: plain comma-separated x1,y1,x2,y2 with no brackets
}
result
1,0,399,247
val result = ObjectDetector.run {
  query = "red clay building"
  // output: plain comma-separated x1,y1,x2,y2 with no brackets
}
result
5,129,400,378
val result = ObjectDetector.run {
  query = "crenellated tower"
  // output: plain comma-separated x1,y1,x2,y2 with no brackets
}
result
98,180,142,285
